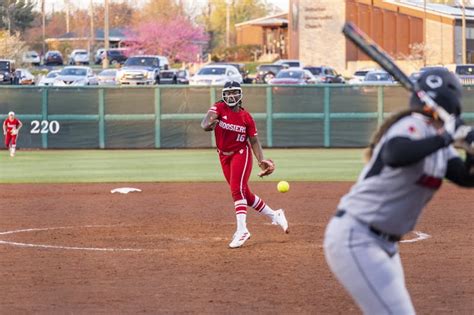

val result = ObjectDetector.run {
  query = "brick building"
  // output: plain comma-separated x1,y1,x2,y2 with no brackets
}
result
286,0,474,74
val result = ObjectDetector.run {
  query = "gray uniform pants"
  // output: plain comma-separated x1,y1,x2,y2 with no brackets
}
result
324,212,416,315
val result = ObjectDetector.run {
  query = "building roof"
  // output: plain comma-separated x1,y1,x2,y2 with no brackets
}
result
385,0,474,20
45,28,128,43
235,12,288,27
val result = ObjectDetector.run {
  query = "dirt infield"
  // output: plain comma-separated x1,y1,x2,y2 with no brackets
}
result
0,182,472,314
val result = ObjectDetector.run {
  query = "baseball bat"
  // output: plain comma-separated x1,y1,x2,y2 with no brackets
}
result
342,22,451,122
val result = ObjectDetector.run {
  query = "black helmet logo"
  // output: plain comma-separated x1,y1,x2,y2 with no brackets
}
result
425,75,443,89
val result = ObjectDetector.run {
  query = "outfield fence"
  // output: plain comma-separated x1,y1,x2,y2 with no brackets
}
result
1,85,473,149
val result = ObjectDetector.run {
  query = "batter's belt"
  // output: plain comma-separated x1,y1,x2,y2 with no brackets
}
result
335,210,402,242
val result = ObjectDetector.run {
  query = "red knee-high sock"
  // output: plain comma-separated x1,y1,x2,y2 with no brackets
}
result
250,195,275,219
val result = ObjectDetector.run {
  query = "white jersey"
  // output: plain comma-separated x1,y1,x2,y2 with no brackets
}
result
338,113,459,236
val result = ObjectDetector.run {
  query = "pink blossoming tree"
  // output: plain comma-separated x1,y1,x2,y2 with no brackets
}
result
125,16,208,63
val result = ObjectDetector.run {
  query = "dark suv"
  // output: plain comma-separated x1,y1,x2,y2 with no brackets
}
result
455,64,474,84
99,49,128,65
255,64,285,83
304,66,345,83
0,59,14,84
44,50,64,66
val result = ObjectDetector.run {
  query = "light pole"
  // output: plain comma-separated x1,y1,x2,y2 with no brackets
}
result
65,0,70,33
423,0,427,66
461,0,467,64
88,0,94,57
226,0,231,48
103,0,110,68
41,0,46,56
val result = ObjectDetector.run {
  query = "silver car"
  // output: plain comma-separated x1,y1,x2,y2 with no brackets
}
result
97,69,117,85
53,66,98,86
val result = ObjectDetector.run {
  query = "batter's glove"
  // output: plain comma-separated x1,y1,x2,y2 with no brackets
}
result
10,129,18,135
454,127,474,155
258,159,275,177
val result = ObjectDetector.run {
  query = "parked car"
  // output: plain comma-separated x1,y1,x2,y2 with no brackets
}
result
94,48,105,64
409,71,423,83
116,55,161,85
455,64,474,84
210,62,251,83
362,71,396,84
255,64,285,83
189,65,243,86
160,69,178,84
419,65,448,72
348,68,379,84
52,66,98,86
273,59,303,68
38,70,61,86
44,50,64,66
97,69,117,85
0,59,15,84
269,68,316,85
157,56,169,70
13,68,35,85
22,51,41,66
304,66,345,83
176,69,190,84
69,49,90,65
98,48,128,65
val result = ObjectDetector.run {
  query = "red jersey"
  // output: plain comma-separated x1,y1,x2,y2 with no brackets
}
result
3,118,21,133
208,101,258,152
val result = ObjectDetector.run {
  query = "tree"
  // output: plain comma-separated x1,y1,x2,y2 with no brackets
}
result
132,0,186,24
94,1,136,31
0,0,37,33
198,0,273,52
126,16,209,62
0,30,27,61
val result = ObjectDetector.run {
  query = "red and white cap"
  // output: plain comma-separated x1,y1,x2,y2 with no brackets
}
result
8,111,15,116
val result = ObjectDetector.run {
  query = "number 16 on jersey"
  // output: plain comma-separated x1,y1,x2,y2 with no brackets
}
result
236,134,246,142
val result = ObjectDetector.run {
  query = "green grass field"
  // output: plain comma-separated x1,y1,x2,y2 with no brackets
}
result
0,149,365,183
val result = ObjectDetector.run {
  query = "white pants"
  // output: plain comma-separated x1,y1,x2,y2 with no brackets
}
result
324,212,416,315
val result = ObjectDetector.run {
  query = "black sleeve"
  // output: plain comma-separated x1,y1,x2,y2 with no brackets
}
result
381,134,451,167
445,157,474,187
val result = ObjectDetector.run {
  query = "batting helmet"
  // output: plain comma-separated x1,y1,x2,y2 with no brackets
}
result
222,81,242,107
410,68,463,116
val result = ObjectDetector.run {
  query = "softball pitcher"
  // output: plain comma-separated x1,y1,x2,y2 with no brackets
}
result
3,111,22,157
324,68,474,314
201,81,289,249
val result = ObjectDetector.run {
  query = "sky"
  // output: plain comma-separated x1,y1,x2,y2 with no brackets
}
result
43,0,289,13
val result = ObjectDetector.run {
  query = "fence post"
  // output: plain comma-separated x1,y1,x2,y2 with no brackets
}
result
154,87,161,148
41,88,48,149
98,89,105,149
210,87,216,147
323,86,331,147
266,86,273,147
377,86,384,126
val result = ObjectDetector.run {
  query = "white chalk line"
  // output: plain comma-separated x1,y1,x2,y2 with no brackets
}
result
0,225,224,252
401,231,432,243
0,225,145,252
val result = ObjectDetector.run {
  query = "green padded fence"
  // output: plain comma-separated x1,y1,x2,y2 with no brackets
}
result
0,85,473,149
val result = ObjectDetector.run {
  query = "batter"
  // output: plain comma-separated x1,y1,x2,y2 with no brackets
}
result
324,68,474,314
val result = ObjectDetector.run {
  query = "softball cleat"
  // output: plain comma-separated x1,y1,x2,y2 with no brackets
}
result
272,209,289,233
229,230,251,248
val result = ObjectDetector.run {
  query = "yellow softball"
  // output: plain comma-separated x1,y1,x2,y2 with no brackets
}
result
277,181,290,193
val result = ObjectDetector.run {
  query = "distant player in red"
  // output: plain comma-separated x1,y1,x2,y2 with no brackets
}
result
3,111,22,157
201,81,289,248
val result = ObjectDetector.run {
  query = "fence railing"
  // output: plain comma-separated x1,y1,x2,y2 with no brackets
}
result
1,85,473,149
